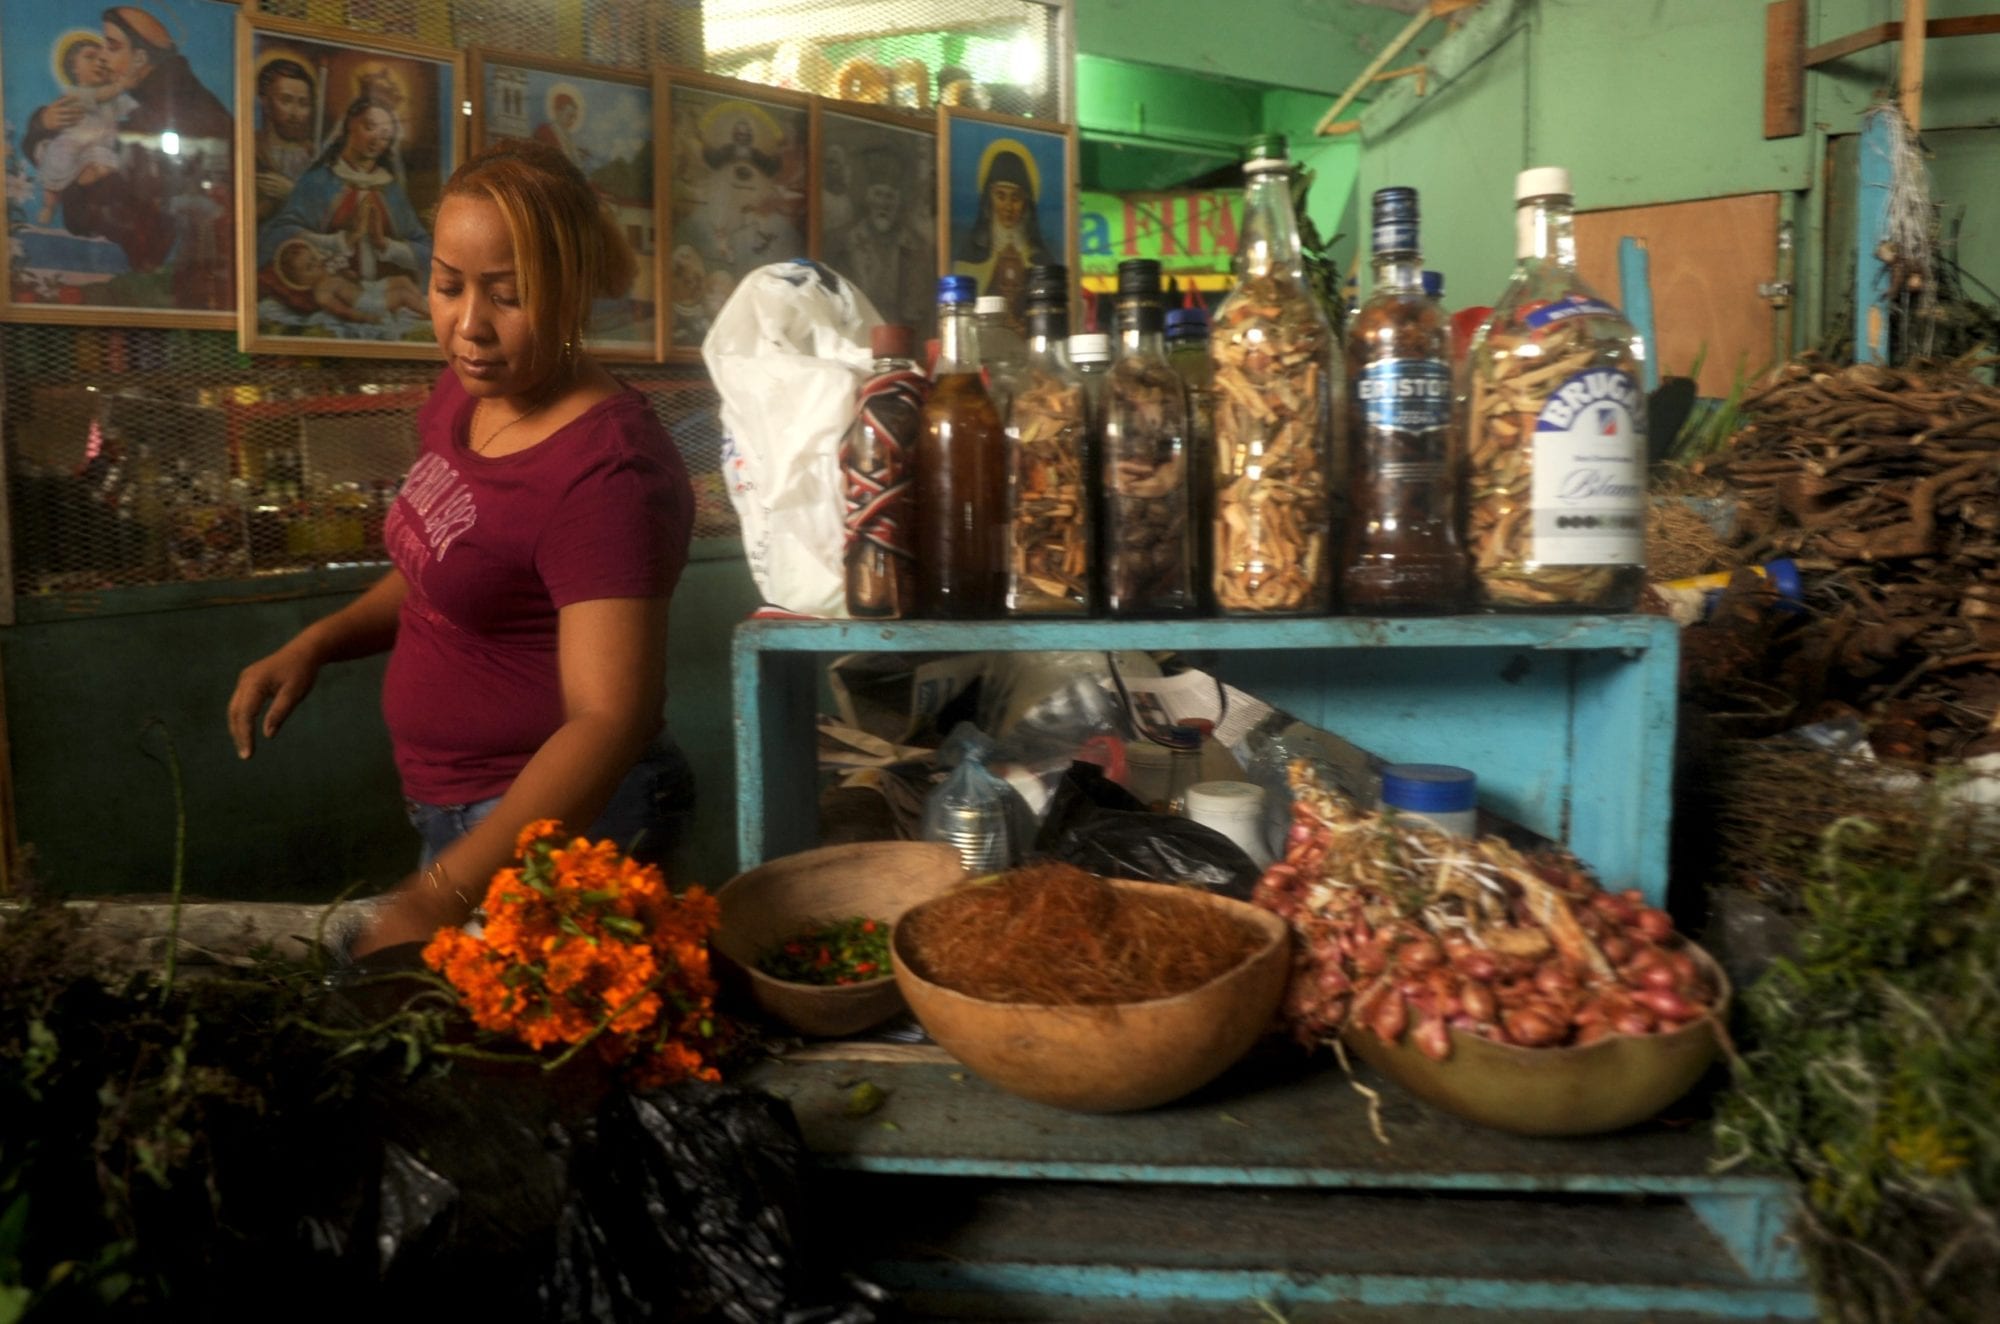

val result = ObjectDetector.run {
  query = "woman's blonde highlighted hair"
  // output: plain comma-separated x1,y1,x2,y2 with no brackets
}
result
439,137,636,384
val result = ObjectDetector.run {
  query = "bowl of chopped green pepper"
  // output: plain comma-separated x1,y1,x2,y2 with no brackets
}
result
714,841,967,1037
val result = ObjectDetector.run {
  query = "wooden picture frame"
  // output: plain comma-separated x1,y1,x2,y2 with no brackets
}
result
0,0,240,328
657,68,810,361
937,104,1079,328
236,13,463,358
468,47,662,361
810,99,936,342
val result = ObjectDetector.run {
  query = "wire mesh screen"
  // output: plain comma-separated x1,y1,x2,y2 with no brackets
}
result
4,1,1066,602
242,0,1061,118
1,324,732,598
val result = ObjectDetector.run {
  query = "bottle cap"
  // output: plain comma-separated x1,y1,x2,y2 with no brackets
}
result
1116,257,1162,298
1025,263,1070,306
870,324,913,359
1379,764,1477,814
1422,270,1444,299
1515,166,1573,202
1161,724,1205,752
1765,557,1803,603
1243,132,1289,172
936,274,977,305
1164,307,1210,340
1371,187,1419,256
1068,332,1110,363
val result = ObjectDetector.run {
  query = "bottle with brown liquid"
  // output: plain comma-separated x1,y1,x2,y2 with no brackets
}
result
841,323,925,617
915,275,1007,617
1342,187,1469,612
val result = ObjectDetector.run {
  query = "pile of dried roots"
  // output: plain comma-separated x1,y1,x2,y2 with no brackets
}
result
1686,354,2000,761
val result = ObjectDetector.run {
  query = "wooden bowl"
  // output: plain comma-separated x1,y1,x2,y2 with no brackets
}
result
714,842,966,1038
1342,942,1732,1137
891,880,1291,1113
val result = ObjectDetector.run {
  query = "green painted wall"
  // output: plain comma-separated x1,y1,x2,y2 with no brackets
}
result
1354,0,2000,343
1074,64,1366,286
2,547,759,901
1075,0,1416,97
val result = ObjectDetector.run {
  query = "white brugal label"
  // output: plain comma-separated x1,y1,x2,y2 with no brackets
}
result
1529,367,1645,564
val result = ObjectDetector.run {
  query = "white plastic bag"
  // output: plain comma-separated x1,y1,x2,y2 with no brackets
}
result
703,260,882,617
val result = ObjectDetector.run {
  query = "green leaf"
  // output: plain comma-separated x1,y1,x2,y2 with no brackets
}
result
601,916,644,937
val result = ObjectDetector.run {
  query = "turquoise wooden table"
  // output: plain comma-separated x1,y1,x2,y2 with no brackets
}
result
732,614,1809,1319
732,614,1679,901
748,1047,1814,1321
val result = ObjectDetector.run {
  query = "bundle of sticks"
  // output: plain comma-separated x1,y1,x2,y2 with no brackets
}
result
1688,354,2000,761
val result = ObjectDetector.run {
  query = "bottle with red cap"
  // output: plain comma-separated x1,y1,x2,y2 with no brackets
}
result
841,323,926,617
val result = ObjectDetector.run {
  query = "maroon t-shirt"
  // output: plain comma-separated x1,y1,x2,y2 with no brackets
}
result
381,370,692,804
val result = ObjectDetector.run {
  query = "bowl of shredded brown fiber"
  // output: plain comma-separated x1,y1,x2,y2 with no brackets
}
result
891,861,1290,1112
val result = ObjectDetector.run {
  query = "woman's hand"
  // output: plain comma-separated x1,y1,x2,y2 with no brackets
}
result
227,636,325,758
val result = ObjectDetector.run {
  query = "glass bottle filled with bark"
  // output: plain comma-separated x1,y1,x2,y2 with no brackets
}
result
1209,134,1338,615
1005,264,1094,615
1101,258,1196,616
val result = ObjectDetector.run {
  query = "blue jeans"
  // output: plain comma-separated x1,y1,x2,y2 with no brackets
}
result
405,737,696,870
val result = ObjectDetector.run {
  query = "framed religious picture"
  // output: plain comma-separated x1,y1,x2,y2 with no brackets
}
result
938,105,1078,329
658,69,809,360
810,100,936,343
469,49,660,360
235,14,462,358
0,0,239,327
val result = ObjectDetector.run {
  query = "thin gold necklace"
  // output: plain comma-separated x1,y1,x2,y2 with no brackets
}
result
470,396,548,454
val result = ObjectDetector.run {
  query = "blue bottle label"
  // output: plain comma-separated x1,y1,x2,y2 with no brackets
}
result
1522,294,1622,330
1359,358,1452,434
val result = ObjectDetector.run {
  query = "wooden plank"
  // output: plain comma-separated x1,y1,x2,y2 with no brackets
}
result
1900,0,1928,130
1619,237,1662,392
1574,193,1782,397
1315,6,1435,135
1805,20,1898,66
1804,13,2000,66
745,1055,1785,1191
1856,112,1894,364
1764,0,1805,139
1930,14,2000,39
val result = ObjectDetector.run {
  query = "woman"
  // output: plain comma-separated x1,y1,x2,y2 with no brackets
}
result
228,138,694,958
257,98,431,310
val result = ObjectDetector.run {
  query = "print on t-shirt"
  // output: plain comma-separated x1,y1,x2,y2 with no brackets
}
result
390,452,479,575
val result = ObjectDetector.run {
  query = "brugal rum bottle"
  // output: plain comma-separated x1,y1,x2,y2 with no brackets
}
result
1342,187,1469,612
915,275,1006,617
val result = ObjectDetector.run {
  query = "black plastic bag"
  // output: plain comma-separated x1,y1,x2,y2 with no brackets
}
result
272,947,883,1323
548,1084,885,1323
1035,761,1263,899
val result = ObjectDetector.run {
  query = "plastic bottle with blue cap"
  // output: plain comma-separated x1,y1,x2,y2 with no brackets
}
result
1378,763,1478,838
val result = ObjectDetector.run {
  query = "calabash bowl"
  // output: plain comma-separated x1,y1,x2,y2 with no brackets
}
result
1342,941,1732,1136
891,879,1291,1113
714,841,965,1038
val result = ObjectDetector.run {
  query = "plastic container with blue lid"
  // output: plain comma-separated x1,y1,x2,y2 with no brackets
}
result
1378,763,1478,838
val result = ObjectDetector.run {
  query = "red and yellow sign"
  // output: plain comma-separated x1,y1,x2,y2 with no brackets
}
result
1079,190,1244,293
